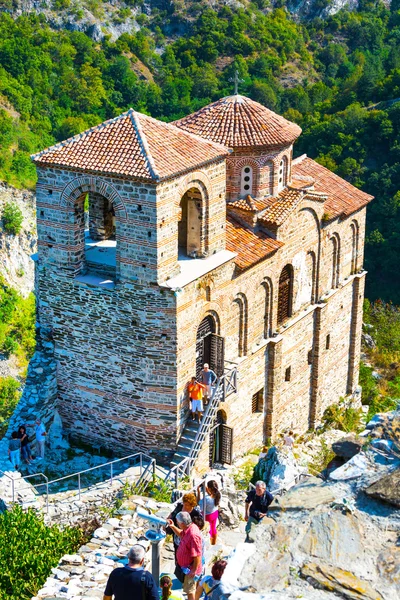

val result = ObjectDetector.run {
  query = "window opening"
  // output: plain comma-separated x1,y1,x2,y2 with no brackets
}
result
307,350,313,365
240,166,253,196
178,188,202,257
285,366,291,381
277,264,293,325
252,389,264,413
326,334,330,349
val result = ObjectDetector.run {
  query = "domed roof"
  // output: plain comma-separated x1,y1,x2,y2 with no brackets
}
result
174,95,302,149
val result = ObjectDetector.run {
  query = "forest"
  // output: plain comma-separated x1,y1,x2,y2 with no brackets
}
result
0,2,400,301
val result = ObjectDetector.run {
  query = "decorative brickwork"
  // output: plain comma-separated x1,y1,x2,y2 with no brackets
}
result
31,103,372,468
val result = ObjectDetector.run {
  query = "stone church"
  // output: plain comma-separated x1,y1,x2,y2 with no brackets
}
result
31,94,372,468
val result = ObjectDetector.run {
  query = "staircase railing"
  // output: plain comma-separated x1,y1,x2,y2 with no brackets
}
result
164,366,238,485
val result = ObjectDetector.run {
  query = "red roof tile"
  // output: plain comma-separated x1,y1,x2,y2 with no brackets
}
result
32,109,230,182
174,95,302,149
259,189,304,227
226,215,283,271
292,156,373,218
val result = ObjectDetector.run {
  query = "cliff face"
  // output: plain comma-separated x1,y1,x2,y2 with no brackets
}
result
0,183,36,297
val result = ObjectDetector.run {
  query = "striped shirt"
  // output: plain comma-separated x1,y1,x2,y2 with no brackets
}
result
176,523,203,575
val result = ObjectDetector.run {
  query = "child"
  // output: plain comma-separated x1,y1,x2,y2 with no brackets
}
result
8,431,21,470
159,575,181,600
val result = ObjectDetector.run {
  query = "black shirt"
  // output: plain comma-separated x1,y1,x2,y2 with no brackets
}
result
17,431,29,447
165,502,203,534
104,566,158,600
245,489,274,520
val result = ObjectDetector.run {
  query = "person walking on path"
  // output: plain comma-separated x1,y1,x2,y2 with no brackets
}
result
198,364,217,404
187,377,206,423
18,425,32,465
244,480,273,542
197,480,221,545
166,511,203,600
195,560,232,600
103,545,158,600
34,418,47,460
283,430,295,449
165,492,203,557
8,431,21,470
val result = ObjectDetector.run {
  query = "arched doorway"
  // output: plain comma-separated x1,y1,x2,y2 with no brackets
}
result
196,315,224,377
209,409,233,466
178,187,202,257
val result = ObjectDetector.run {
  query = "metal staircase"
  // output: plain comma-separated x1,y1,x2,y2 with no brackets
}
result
165,367,237,486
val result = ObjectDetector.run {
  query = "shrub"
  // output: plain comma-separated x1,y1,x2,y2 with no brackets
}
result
0,376,21,438
321,399,364,433
1,202,23,235
308,439,335,476
144,476,174,503
0,505,83,600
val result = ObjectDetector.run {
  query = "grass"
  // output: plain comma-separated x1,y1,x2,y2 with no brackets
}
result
232,459,255,490
308,440,335,476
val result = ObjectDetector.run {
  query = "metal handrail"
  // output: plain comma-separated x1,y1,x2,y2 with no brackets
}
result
1,452,155,513
164,366,238,486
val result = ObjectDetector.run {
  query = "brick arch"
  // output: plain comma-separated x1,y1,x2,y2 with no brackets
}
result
177,171,213,201
194,305,223,339
261,277,274,338
59,176,128,222
232,156,261,174
233,292,248,356
299,207,322,302
350,219,359,274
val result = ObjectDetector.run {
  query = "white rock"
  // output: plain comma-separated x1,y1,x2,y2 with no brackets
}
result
93,527,110,540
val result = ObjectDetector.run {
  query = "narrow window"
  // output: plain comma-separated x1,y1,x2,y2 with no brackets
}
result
326,334,330,350
285,366,291,381
278,156,288,191
240,166,253,196
307,350,313,365
278,264,293,325
252,389,264,413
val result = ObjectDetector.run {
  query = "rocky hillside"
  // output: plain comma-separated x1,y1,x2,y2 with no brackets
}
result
0,183,36,297
0,0,386,41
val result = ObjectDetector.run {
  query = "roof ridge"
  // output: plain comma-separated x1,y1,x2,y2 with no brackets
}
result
128,109,159,181
31,111,131,161
292,154,307,165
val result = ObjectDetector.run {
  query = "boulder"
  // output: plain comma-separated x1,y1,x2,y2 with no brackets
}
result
365,468,400,508
299,512,364,570
301,562,382,599
269,477,335,511
377,546,400,587
253,446,306,494
332,434,365,458
329,453,368,481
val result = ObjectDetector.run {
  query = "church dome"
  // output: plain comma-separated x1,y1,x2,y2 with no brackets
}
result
174,95,302,150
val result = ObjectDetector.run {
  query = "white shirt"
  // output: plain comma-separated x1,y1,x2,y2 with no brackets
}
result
36,423,46,441
284,435,294,448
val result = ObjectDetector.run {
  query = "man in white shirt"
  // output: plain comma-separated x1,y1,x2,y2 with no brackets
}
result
34,418,47,460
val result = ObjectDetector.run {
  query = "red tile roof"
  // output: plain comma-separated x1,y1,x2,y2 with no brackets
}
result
292,155,373,218
32,109,230,182
259,189,304,227
228,195,275,213
226,215,283,271
174,95,302,149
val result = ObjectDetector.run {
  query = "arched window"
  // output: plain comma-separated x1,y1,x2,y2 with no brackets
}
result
307,251,317,304
262,278,273,338
234,293,248,357
178,188,202,257
350,221,359,274
240,165,253,196
330,234,340,288
277,265,293,325
278,156,288,192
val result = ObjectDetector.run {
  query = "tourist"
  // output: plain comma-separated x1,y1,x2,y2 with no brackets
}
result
165,492,203,555
191,514,206,575
103,544,158,600
8,431,21,470
197,480,221,545
198,364,217,404
18,425,32,465
244,480,273,542
283,430,295,449
34,418,47,460
159,575,181,600
187,377,206,423
195,560,231,600
166,511,203,600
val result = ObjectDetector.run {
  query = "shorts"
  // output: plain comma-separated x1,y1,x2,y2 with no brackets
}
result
204,384,212,397
191,399,204,412
183,574,197,595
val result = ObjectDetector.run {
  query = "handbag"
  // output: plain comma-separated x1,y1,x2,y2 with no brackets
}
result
174,563,185,584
